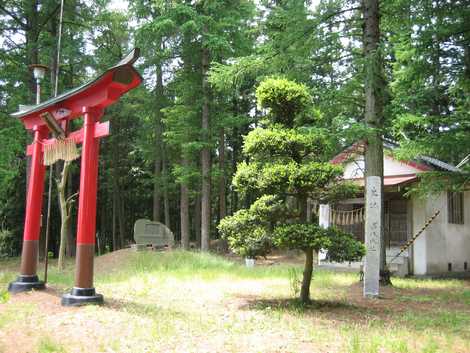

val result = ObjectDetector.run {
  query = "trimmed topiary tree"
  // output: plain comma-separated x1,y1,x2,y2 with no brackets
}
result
219,78,365,303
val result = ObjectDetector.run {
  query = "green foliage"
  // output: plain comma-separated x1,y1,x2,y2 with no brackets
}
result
322,227,366,263
404,172,470,198
243,127,331,162
248,194,289,221
274,223,328,251
273,224,365,262
227,223,271,259
0,124,25,196
256,78,311,127
218,208,268,258
387,0,470,179
233,161,344,197
0,289,9,304
287,267,302,298
0,229,18,258
209,55,267,93
218,195,286,258
318,181,361,204
38,337,67,353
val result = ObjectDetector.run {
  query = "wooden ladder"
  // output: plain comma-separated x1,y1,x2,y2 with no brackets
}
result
388,210,441,265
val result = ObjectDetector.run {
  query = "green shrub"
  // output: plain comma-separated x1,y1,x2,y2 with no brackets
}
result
218,195,286,259
256,78,311,127
274,224,365,262
0,228,19,258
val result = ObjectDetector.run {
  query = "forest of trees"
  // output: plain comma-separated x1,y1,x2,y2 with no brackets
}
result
0,0,468,259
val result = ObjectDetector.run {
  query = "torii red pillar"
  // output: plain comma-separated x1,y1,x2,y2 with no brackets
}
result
8,125,48,293
8,49,142,306
62,107,104,305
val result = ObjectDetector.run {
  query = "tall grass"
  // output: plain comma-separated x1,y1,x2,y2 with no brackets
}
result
99,250,301,283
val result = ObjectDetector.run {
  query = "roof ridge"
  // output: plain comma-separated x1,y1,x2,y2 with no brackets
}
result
331,139,460,173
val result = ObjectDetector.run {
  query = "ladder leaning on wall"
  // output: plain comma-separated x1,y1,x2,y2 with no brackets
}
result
388,210,441,265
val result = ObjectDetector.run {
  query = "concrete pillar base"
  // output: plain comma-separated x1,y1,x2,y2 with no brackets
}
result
61,287,103,306
8,275,45,294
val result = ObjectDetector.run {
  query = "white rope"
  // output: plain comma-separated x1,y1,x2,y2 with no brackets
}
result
329,207,365,226
43,138,79,166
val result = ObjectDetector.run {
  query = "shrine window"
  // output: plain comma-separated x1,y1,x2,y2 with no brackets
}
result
448,192,464,224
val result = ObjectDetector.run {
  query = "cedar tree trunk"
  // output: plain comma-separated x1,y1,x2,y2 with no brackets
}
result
363,0,388,281
200,39,211,251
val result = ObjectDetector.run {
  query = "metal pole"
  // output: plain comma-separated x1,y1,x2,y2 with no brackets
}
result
36,74,51,285
44,167,53,284
36,80,41,105
34,72,53,285
44,0,65,284
55,0,65,97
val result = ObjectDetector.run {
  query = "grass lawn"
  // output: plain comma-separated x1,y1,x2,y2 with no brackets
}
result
1,250,470,353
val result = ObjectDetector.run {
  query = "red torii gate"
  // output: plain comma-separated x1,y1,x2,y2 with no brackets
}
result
8,49,142,306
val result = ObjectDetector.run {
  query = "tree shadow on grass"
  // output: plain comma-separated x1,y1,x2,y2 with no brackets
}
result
238,288,470,338
241,297,370,318
104,297,187,320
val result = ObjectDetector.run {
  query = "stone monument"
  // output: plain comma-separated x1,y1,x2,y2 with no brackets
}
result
133,219,174,250
363,176,382,298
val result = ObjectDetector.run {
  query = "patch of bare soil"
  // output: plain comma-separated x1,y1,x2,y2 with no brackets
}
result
3,287,70,313
0,288,79,353
94,248,135,274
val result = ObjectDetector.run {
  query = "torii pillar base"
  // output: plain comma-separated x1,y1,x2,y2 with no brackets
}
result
61,287,103,306
8,275,45,294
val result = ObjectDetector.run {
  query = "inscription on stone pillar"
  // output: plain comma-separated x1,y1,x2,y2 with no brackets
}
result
364,176,382,298
319,204,330,229
318,204,330,264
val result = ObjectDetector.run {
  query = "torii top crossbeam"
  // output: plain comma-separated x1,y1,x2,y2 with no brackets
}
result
12,48,142,129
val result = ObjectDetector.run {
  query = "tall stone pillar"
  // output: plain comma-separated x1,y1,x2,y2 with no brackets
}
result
363,176,382,297
318,204,330,264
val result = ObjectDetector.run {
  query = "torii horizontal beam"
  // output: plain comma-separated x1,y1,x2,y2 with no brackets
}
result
25,121,110,155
